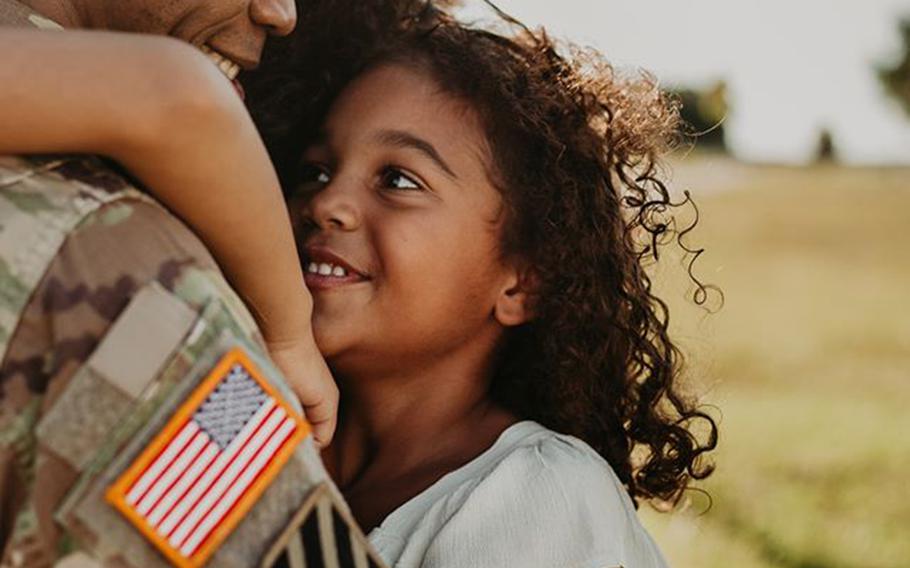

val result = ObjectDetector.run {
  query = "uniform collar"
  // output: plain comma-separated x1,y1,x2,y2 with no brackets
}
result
0,0,64,29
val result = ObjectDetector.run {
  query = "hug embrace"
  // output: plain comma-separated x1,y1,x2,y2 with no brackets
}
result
0,1,717,567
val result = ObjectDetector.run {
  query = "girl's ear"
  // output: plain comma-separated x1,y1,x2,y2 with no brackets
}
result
494,265,538,327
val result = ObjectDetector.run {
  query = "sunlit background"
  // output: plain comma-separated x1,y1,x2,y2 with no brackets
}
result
461,0,910,164
457,2,910,567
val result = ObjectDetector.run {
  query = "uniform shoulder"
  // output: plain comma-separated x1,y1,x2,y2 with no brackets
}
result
1,157,251,391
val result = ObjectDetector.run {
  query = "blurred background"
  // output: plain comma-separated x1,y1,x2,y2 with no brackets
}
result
457,2,910,567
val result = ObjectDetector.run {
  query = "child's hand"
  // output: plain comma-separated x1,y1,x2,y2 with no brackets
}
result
267,338,339,449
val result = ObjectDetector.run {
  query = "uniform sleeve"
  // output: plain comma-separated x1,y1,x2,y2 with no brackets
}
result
421,436,669,568
0,198,248,565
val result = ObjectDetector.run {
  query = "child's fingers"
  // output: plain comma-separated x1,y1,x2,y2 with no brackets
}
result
265,339,339,447
303,398,338,448
290,374,338,447
292,368,339,448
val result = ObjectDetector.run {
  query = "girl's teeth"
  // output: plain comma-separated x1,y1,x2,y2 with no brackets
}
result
306,261,351,278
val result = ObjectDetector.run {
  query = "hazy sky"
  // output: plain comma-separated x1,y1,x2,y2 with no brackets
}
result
458,0,910,164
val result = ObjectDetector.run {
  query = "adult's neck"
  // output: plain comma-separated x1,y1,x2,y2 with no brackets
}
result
18,0,101,28
325,341,512,489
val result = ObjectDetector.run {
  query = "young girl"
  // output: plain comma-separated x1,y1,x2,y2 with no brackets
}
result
1,4,717,566
268,8,718,567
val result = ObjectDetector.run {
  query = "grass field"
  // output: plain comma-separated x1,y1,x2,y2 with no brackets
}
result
637,158,910,568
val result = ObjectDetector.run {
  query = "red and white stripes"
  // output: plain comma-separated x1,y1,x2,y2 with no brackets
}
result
122,399,298,557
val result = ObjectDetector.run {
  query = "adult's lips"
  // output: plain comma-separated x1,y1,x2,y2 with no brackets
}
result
232,79,245,100
198,44,247,99
199,44,241,79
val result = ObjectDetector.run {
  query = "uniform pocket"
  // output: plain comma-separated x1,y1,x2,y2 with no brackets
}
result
36,281,197,474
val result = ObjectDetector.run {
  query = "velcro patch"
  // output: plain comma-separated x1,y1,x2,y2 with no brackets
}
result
106,347,309,568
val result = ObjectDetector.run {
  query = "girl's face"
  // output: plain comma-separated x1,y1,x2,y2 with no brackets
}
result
289,63,530,377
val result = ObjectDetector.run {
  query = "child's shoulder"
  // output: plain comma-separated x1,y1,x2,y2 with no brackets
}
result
450,421,669,566
472,420,636,522
486,419,631,503
369,421,670,568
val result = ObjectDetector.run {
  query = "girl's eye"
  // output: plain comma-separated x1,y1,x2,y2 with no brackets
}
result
299,163,331,185
381,167,423,191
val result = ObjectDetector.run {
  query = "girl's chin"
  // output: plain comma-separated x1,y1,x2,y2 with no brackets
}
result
310,326,349,359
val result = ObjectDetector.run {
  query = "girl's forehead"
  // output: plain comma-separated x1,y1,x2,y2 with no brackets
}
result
322,64,492,167
327,65,468,135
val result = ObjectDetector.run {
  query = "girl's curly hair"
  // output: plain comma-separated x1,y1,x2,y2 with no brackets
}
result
246,0,718,507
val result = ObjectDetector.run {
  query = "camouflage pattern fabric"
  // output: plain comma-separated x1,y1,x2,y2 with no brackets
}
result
0,151,290,566
0,5,386,567
0,4,335,567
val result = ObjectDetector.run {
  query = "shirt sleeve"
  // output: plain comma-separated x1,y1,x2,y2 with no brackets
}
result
0,198,233,565
420,435,670,568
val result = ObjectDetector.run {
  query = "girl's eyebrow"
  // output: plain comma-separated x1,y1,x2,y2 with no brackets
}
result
373,129,458,179
309,129,330,148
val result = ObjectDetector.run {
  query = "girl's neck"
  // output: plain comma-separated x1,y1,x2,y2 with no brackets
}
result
323,350,515,490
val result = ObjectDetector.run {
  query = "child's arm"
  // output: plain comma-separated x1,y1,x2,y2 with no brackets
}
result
0,29,337,446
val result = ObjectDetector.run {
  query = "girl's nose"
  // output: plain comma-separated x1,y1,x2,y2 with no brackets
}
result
304,181,362,232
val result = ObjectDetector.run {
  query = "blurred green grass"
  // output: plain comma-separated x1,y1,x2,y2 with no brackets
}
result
639,159,910,568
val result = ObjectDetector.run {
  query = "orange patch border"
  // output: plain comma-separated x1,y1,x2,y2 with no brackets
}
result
105,347,310,568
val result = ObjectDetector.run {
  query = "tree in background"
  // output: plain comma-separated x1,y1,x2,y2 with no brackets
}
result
669,80,729,152
878,18,910,118
814,128,837,162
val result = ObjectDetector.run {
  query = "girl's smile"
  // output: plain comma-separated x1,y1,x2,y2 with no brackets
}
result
302,244,371,290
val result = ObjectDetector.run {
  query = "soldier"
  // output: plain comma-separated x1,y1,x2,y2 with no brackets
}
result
0,0,363,566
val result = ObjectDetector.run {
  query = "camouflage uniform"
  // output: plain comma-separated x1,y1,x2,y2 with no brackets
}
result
0,3,383,567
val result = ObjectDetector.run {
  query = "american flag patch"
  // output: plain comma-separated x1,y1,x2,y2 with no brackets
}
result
106,347,309,568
